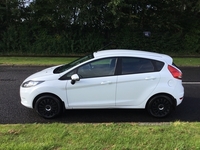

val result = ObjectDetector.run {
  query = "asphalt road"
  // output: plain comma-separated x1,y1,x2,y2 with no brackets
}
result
0,66,200,124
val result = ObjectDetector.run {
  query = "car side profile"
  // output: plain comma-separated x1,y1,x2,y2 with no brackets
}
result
20,49,184,119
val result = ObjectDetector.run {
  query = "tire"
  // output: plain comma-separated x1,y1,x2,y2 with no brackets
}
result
147,95,173,118
34,95,62,119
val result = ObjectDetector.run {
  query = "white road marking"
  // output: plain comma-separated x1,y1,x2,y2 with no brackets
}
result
182,82,200,85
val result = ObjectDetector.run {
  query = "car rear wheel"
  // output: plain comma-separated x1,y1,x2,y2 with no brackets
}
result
147,95,173,118
35,95,62,119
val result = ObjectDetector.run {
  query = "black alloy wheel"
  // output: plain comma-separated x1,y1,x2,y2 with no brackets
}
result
35,95,62,119
147,95,173,118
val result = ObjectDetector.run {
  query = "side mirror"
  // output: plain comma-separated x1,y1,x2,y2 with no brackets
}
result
71,74,80,85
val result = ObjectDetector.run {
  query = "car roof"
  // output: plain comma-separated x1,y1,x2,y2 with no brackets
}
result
93,49,173,64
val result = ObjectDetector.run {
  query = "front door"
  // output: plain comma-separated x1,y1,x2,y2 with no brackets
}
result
66,58,117,107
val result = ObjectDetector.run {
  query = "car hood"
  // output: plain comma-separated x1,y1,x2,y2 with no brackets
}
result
24,65,61,81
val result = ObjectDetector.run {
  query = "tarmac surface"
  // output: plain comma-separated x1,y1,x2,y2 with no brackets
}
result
0,66,200,124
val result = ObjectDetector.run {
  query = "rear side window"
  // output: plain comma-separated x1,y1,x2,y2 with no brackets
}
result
121,57,164,75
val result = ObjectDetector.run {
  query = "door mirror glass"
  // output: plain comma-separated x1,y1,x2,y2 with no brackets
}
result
71,74,80,85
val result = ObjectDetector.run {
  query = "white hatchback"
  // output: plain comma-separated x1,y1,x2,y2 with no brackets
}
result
20,49,184,118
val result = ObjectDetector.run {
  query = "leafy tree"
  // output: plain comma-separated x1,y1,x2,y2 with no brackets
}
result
0,0,199,55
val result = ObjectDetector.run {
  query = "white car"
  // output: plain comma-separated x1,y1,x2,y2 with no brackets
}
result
20,49,184,118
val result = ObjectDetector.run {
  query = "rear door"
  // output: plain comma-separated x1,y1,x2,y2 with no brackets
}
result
115,57,161,106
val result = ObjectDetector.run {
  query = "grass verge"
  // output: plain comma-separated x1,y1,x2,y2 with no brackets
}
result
173,58,200,67
0,57,77,66
1,122,200,150
0,57,200,66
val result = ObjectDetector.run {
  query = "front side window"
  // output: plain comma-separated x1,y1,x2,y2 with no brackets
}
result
77,58,117,78
54,54,94,74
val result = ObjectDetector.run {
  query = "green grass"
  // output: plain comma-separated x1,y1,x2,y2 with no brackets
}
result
0,57,77,66
0,122,200,150
0,57,200,66
173,58,200,67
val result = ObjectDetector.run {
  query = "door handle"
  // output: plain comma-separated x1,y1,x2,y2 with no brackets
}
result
145,77,156,80
101,81,112,85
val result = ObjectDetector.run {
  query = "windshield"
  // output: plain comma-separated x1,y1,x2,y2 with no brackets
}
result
53,54,94,73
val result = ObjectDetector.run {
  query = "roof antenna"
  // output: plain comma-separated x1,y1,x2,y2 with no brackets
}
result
97,42,113,51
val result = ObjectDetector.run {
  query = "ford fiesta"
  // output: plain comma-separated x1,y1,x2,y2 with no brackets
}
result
20,49,184,119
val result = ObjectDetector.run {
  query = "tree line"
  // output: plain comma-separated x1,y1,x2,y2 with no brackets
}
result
0,0,200,55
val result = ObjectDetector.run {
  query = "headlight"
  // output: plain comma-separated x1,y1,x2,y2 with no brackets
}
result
22,80,44,88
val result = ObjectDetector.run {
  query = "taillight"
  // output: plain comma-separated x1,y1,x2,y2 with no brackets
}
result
168,65,182,79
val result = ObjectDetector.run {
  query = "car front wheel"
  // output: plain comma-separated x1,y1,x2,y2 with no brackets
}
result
34,95,62,119
147,95,173,118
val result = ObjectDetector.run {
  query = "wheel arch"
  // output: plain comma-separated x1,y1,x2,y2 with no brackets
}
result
145,93,177,109
33,93,64,109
